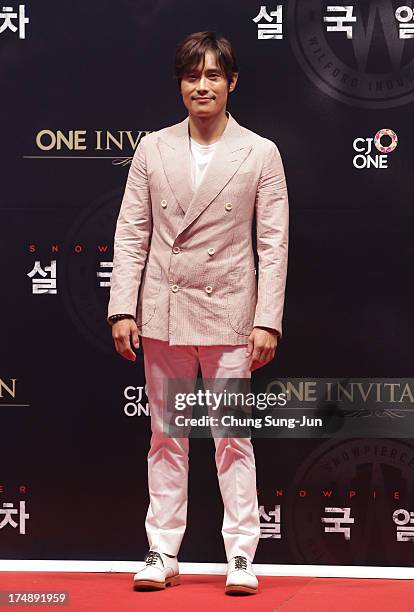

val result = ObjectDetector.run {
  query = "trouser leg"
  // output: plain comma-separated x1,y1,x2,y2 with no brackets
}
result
141,337,199,556
198,344,261,562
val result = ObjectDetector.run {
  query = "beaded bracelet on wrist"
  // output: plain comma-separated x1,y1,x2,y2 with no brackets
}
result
108,314,135,322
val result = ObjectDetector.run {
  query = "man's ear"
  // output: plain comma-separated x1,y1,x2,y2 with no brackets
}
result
229,72,239,93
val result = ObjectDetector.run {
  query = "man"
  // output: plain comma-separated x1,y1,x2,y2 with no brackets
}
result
107,31,289,595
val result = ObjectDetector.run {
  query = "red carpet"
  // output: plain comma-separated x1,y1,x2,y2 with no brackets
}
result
0,572,414,611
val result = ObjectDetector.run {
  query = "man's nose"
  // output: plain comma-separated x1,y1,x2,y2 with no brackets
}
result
197,75,208,91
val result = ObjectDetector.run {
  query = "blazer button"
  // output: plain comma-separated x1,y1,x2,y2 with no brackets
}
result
224,202,232,211
172,246,181,254
171,284,179,292
205,285,213,294
161,199,167,208
207,248,215,256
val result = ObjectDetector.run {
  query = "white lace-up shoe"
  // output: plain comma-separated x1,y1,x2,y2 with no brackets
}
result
225,555,258,595
133,550,180,590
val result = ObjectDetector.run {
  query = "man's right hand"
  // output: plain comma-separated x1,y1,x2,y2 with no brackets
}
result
111,318,140,361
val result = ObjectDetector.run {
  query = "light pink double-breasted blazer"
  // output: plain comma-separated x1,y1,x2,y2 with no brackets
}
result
107,111,289,346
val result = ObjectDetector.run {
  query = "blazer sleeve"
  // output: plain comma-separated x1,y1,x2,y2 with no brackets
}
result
107,137,152,325
253,140,289,338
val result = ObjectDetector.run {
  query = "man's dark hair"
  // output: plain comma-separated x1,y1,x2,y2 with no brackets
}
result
174,31,239,90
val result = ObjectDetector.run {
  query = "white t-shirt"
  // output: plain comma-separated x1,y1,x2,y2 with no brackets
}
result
189,136,220,190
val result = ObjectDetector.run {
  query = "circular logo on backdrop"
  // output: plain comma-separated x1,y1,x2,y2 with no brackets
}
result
288,1,414,108
374,128,398,152
60,188,138,356
285,438,414,565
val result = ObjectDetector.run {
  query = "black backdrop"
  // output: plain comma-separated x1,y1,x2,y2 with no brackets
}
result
1,0,414,567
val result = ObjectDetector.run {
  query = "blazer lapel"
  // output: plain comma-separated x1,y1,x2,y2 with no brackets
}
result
156,112,253,235
156,121,193,216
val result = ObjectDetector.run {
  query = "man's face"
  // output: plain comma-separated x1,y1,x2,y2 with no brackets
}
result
180,49,238,119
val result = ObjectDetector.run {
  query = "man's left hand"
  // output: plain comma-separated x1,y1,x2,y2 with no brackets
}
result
246,327,279,371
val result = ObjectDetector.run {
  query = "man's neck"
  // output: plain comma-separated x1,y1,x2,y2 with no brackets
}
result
188,110,228,145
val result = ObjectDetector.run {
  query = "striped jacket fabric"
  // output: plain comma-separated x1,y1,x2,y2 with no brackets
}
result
107,111,289,345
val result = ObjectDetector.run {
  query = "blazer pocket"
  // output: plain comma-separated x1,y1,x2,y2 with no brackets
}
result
235,171,255,184
226,267,258,335
137,263,162,326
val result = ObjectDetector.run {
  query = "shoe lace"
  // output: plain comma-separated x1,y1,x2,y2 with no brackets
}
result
144,551,163,566
234,555,248,570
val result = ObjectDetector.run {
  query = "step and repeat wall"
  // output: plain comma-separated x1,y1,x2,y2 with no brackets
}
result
1,1,414,566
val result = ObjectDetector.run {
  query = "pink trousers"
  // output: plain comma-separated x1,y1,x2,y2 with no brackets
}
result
141,336,261,562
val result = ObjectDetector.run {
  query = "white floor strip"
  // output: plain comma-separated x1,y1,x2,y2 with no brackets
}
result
0,561,413,579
